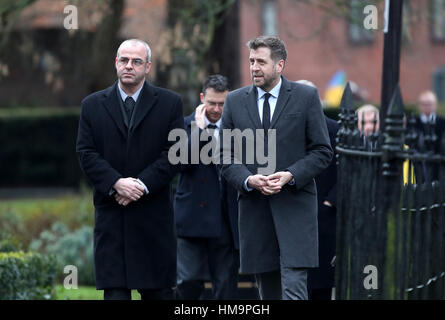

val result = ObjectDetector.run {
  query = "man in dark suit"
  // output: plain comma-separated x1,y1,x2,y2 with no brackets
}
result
76,39,184,300
174,75,239,300
356,104,380,151
220,36,333,300
407,91,445,181
414,91,445,153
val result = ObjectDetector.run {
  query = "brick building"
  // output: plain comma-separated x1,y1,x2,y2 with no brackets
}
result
239,0,445,104
3,0,445,106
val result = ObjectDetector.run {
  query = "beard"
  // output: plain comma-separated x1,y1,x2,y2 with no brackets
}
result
251,66,279,91
205,110,222,123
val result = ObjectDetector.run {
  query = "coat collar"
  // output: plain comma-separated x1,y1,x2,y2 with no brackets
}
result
244,76,292,129
131,81,158,131
244,85,261,129
101,82,126,137
101,81,158,136
270,76,292,128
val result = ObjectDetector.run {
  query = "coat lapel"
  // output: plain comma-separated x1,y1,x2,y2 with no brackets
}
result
244,85,262,129
131,81,158,131
270,77,292,129
102,82,127,137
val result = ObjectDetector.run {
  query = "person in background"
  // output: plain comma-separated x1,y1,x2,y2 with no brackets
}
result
357,104,380,137
297,80,338,301
413,90,445,154
408,91,445,181
357,104,416,184
174,75,239,300
356,104,379,152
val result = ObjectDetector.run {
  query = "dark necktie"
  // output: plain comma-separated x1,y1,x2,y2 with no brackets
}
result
206,124,218,159
207,124,218,130
207,123,218,141
263,93,271,131
125,96,135,122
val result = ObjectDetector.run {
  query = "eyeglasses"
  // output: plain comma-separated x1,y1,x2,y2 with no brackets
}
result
207,101,224,108
117,57,146,67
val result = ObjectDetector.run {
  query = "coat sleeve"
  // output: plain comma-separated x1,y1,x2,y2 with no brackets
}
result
219,92,253,194
137,95,185,194
76,99,122,196
286,89,333,190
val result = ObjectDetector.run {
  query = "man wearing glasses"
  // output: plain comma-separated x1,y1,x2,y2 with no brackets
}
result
174,75,240,300
76,39,184,300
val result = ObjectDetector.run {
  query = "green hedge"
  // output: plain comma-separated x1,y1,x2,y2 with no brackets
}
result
0,108,83,188
0,251,57,300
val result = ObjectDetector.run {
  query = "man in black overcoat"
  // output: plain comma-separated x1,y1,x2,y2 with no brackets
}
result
76,39,184,300
410,91,445,181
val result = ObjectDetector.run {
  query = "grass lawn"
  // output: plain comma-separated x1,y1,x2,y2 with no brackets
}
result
55,285,141,300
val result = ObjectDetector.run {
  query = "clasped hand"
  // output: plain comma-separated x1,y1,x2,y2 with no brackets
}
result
247,172,293,196
113,178,146,206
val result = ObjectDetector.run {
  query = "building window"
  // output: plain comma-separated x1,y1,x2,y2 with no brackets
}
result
262,0,277,36
348,0,375,44
433,67,445,102
432,0,445,41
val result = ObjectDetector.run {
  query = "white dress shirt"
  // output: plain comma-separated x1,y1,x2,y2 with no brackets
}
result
116,82,148,194
204,115,221,141
420,113,436,124
256,78,281,124
243,78,294,191
117,82,143,103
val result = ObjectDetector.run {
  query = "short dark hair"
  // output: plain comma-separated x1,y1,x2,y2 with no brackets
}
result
202,74,229,95
246,35,287,62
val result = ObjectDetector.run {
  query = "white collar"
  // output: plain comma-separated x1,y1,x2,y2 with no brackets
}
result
257,77,282,100
118,82,144,102
204,115,221,128
420,113,436,123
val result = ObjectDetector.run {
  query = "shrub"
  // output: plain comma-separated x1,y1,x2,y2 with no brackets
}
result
0,238,19,253
0,193,94,250
30,222,95,286
0,251,57,300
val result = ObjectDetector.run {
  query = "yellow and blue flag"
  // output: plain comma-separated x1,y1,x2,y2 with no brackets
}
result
324,70,346,108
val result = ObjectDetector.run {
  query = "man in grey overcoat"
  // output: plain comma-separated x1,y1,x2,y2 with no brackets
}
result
220,36,332,300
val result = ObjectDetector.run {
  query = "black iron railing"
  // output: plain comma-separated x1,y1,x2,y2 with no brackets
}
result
335,83,445,300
